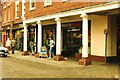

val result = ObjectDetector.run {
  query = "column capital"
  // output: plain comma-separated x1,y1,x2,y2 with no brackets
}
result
55,17,61,22
37,20,42,24
80,12,88,18
23,23,27,27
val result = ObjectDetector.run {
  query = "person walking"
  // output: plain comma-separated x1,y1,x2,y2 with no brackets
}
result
48,37,55,59
6,38,11,54
11,38,16,54
30,40,34,56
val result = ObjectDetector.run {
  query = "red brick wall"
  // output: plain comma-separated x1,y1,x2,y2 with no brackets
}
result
25,2,101,19
2,2,22,27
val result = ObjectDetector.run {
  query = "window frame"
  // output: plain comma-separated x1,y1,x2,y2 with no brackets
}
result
3,6,6,23
7,6,10,22
44,0,52,7
62,0,69,2
30,0,36,11
15,1,19,19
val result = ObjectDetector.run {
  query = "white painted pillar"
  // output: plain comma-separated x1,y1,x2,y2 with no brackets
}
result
55,17,61,55
37,21,42,53
80,13,89,58
23,23,27,51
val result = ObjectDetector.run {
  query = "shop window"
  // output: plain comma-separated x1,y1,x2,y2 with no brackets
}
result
42,25,56,47
62,21,91,56
44,0,52,7
30,0,36,10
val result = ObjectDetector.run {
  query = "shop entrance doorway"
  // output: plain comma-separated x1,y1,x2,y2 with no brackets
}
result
115,15,120,63
27,26,37,53
42,25,56,56
3,34,7,47
117,23,120,63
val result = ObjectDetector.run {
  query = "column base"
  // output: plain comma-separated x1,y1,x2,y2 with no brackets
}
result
22,51,29,55
53,55,64,61
79,58,92,66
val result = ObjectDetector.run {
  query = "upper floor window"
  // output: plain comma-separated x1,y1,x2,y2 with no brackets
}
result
15,1,19,19
62,0,69,2
3,0,6,3
7,6,10,21
44,0,52,7
4,10,6,23
3,6,6,10
30,0,35,10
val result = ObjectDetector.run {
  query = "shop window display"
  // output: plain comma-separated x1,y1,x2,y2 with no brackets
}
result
27,28,36,52
62,21,91,57
15,29,24,51
42,25,56,57
62,27,82,56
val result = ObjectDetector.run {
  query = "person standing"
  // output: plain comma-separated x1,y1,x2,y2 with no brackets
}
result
44,39,50,57
6,38,11,54
30,40,34,55
11,39,16,54
48,37,55,59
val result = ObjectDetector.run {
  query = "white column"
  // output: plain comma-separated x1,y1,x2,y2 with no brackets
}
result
37,21,42,53
23,23,27,51
80,13,88,58
55,17,61,55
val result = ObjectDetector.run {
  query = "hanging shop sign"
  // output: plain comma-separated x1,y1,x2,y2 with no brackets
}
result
62,22,81,28
62,23,71,27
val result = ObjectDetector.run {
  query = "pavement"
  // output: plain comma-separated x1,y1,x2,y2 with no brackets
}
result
8,50,81,68
5,50,119,79
7,50,119,67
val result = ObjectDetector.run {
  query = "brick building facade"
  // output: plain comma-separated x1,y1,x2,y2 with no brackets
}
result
1,1,23,49
1,0,120,64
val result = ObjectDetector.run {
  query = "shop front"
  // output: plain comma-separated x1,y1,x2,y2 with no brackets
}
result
42,24,56,56
27,24,37,53
1,30,8,47
13,28,24,51
41,21,91,58
2,26,10,46
62,21,91,57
